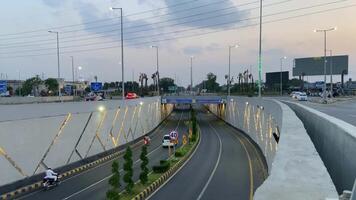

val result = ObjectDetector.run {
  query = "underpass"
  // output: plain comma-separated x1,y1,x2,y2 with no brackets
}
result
149,109,267,200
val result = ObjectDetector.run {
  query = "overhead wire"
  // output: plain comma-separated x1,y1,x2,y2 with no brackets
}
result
0,1,354,59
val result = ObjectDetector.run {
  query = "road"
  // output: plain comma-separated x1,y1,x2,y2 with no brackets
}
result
17,110,189,200
274,97,356,126
149,109,267,200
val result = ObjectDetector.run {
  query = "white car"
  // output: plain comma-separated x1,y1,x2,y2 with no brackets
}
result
162,134,175,148
291,92,301,99
297,93,308,101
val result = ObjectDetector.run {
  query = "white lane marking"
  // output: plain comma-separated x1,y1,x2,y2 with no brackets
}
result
62,145,162,200
62,112,185,200
147,121,202,200
196,123,222,200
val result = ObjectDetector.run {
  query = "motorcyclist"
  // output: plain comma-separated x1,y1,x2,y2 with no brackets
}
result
44,167,58,183
144,135,151,145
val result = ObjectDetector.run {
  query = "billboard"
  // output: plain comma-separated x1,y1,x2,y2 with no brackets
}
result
90,82,102,92
293,55,348,76
265,71,289,88
0,80,7,94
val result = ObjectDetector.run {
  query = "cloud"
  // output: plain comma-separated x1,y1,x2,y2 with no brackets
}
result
183,46,204,55
163,0,247,30
74,2,156,47
41,0,66,8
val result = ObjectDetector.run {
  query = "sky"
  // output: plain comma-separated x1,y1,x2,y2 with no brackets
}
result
0,0,355,87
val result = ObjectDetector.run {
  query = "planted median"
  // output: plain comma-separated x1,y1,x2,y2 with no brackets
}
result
107,109,200,200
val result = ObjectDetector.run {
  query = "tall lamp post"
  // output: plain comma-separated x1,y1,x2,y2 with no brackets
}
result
228,44,239,96
110,7,125,100
150,45,159,96
314,27,336,102
258,0,263,98
280,56,287,96
326,50,333,98
190,56,194,94
48,30,61,100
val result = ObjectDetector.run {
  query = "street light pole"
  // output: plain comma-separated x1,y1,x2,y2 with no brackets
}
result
280,56,287,96
327,50,333,98
70,56,75,83
190,56,194,94
48,30,61,100
110,7,125,100
151,45,159,96
258,0,263,98
314,27,336,102
228,44,239,96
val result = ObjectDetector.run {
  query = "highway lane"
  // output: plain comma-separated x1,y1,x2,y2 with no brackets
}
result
17,110,190,200
149,110,267,200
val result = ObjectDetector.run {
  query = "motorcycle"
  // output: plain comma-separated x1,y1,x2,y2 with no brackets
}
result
42,174,60,190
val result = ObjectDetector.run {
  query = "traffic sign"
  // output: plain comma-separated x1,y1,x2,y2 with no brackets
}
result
183,134,187,145
90,82,102,92
64,85,72,95
169,130,178,140
0,80,7,94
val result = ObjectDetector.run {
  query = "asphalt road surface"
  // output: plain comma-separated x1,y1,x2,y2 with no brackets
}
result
274,97,356,126
149,109,267,200
17,110,190,200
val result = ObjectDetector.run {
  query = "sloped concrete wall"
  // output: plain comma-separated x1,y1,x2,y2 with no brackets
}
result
0,97,172,186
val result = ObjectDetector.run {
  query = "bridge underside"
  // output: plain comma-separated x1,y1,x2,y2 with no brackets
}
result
161,96,226,104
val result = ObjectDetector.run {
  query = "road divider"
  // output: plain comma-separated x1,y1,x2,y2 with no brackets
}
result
131,123,201,200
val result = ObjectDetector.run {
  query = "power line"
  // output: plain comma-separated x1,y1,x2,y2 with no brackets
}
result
0,2,354,59
0,0,346,54
0,0,203,37
0,0,291,50
0,0,253,39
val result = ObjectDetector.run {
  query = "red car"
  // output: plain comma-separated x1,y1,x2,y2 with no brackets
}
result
125,92,139,99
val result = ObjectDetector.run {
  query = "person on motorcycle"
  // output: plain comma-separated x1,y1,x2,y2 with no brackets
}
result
144,135,151,145
44,167,58,183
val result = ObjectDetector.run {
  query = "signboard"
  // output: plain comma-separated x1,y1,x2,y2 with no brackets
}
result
265,71,289,88
168,86,177,91
0,80,7,94
293,55,348,76
90,82,102,92
169,130,178,140
182,134,187,145
64,85,72,95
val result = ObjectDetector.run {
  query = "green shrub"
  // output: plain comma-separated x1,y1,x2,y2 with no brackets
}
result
153,160,170,173
174,150,184,157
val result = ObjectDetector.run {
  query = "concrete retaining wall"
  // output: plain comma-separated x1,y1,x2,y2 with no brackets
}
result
285,101,356,194
209,97,337,199
0,97,172,186
0,96,74,104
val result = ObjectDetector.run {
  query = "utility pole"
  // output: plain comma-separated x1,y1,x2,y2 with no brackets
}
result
280,56,287,96
48,30,61,101
110,7,125,100
314,27,336,103
258,0,263,98
190,56,194,94
228,44,239,96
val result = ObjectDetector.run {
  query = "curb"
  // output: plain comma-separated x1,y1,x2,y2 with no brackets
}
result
131,125,201,200
0,111,173,200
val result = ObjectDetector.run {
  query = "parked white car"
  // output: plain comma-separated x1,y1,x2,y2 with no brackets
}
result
297,93,308,101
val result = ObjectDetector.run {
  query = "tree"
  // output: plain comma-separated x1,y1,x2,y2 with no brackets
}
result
21,76,42,96
123,146,134,193
44,78,59,94
205,73,220,92
139,145,149,185
159,77,175,93
106,161,121,200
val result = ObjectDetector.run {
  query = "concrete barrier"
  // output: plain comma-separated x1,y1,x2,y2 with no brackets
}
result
284,101,356,194
209,97,338,199
0,97,172,186
0,96,74,104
